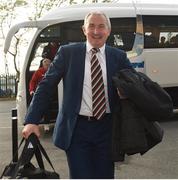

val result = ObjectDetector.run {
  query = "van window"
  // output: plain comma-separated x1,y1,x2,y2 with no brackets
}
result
110,18,136,51
143,15,178,48
28,18,136,82
29,18,136,71
29,43,49,71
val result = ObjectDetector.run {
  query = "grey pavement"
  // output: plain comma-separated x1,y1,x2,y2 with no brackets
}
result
0,99,178,179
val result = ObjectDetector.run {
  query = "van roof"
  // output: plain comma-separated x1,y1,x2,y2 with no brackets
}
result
41,2,178,21
4,2,178,54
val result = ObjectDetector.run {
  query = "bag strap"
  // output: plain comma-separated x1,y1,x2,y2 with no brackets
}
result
30,134,56,172
24,133,56,172
34,143,45,169
8,137,25,165
36,139,56,172
11,136,36,178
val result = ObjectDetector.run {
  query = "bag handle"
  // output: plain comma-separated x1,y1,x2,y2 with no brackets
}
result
34,143,45,169
36,138,56,172
12,133,57,178
11,136,36,178
31,134,56,172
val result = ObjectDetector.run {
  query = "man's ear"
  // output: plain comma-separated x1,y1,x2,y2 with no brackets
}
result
82,25,86,35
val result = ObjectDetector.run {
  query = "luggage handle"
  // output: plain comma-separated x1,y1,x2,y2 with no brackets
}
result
12,133,57,178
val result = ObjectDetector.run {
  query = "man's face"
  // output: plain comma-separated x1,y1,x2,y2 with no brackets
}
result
82,14,111,48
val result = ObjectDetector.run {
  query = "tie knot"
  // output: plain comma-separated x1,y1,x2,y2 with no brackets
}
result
91,48,99,54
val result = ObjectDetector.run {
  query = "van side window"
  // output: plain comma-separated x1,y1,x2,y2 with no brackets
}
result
29,43,49,71
30,18,136,64
109,18,136,51
28,18,136,78
143,15,178,48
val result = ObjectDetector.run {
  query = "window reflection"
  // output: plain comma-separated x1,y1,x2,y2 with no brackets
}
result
143,16,178,48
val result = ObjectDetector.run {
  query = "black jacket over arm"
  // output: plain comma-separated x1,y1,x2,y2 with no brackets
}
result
111,69,173,162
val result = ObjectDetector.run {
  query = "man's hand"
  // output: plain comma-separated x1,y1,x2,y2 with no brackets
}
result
30,91,34,96
22,124,40,139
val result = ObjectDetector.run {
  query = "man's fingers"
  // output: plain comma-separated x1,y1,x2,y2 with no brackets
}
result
22,124,40,139
34,128,41,138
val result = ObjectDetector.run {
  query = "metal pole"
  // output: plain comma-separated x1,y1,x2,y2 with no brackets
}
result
12,108,18,162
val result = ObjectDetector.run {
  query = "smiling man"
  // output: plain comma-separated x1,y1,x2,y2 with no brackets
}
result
22,11,133,179
82,12,111,48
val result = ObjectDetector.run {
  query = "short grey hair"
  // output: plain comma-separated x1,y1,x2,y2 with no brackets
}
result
83,11,111,29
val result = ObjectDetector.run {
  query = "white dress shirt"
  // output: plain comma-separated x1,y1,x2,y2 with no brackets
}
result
79,41,111,116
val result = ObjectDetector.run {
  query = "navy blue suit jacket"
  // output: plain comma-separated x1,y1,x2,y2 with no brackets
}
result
25,42,132,150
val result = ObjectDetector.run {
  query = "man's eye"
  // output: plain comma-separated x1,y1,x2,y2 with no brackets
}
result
89,24,95,28
99,25,106,29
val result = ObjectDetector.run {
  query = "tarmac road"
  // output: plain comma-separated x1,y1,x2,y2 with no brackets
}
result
0,99,178,179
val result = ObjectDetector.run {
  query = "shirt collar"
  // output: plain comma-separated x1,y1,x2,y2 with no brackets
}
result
86,41,105,55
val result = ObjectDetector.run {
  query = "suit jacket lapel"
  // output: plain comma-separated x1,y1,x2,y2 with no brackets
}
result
105,46,115,109
77,43,86,87
74,43,86,112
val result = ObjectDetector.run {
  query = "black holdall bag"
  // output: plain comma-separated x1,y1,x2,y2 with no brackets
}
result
0,133,60,179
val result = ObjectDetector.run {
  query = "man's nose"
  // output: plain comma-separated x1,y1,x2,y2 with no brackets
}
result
93,27,100,34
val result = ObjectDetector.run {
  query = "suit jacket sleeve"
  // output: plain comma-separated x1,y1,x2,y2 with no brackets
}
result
25,46,66,124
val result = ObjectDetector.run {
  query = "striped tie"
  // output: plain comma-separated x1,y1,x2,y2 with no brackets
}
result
91,48,106,120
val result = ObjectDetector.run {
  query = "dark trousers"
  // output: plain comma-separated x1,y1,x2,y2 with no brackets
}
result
65,114,114,179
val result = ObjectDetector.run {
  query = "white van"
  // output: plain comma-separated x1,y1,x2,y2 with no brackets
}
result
4,2,178,123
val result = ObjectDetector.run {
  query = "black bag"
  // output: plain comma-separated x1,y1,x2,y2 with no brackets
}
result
113,69,173,120
0,133,60,179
